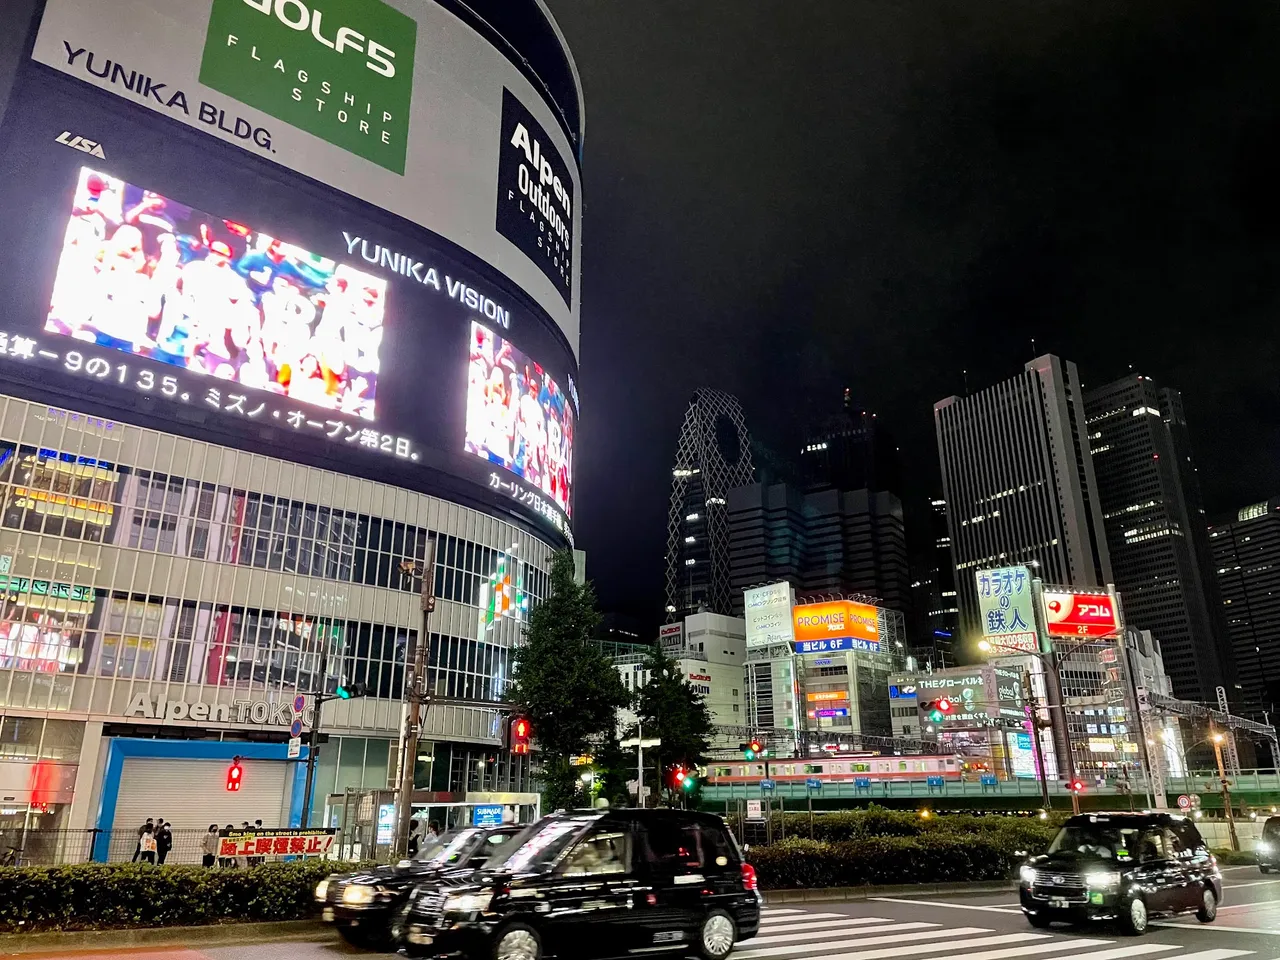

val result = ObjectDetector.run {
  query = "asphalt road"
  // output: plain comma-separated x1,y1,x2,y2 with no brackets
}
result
29,864,1280,960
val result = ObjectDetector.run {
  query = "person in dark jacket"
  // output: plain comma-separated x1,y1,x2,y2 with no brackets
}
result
156,821,173,864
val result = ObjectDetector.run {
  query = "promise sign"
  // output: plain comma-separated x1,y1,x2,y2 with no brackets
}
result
199,0,417,174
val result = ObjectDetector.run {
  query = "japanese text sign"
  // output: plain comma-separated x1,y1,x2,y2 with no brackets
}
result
792,600,879,644
975,566,1037,653
1042,590,1121,639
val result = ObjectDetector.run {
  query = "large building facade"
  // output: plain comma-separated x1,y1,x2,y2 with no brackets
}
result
726,482,909,615
1210,501,1280,719
665,390,755,617
1084,374,1232,703
0,0,584,859
935,355,1112,652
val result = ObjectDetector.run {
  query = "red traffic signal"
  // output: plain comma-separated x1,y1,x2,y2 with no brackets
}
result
1068,778,1086,794
510,716,532,755
936,698,954,714
226,756,243,792
749,739,763,755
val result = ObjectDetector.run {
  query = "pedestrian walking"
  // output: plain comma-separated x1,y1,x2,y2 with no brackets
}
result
131,817,154,862
138,825,157,865
156,821,173,864
201,824,219,868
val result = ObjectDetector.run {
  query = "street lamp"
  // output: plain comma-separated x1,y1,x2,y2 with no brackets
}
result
1211,731,1240,852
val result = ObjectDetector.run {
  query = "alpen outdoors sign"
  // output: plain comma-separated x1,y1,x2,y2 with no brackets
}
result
199,0,417,174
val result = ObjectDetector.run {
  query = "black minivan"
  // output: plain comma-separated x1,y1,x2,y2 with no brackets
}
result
1019,812,1222,935
1257,815,1280,873
403,808,761,960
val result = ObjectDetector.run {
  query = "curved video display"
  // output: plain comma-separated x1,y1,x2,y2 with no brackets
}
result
0,65,579,541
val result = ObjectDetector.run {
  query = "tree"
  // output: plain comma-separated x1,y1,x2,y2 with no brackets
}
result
507,550,630,810
634,645,713,806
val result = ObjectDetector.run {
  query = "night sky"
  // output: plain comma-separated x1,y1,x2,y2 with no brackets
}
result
546,0,1280,629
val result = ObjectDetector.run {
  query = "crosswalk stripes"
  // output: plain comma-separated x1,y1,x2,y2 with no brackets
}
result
744,907,1256,960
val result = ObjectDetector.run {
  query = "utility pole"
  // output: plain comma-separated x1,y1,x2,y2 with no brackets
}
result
1212,730,1240,852
395,540,436,857
621,724,661,808
1022,668,1051,811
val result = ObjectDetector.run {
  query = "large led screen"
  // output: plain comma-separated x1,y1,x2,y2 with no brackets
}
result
47,168,384,421
466,322,574,515
0,72,579,544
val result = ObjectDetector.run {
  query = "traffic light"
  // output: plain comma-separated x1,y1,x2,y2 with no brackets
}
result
676,766,698,792
335,681,370,699
920,698,956,724
1068,778,1086,795
226,756,243,792
510,716,532,755
741,738,767,760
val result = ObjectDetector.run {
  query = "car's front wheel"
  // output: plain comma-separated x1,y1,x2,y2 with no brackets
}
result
697,909,737,960
493,923,542,960
1197,887,1218,923
1262,866,1271,875
1119,895,1149,936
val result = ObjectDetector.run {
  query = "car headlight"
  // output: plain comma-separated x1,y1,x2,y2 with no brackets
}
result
342,885,378,905
1019,865,1036,885
314,880,329,902
1085,870,1121,889
443,892,494,914
1258,841,1272,854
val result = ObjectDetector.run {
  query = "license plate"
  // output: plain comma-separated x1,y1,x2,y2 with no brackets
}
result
322,907,334,922
1049,898,1067,909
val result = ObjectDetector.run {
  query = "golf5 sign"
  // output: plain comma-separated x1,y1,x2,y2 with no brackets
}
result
201,0,417,174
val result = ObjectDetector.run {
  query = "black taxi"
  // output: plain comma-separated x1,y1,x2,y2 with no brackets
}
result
315,824,522,948
1019,812,1222,935
402,808,761,960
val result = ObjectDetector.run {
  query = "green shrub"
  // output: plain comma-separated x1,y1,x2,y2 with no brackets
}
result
746,834,1024,888
0,860,353,933
1211,847,1257,866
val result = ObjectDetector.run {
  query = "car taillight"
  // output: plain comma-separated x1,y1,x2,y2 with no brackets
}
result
741,862,758,891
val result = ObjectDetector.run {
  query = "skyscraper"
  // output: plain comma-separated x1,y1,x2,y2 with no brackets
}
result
1084,374,1233,703
1209,501,1280,718
665,389,756,617
934,355,1112,649
799,390,903,494
726,483,909,613
910,497,959,668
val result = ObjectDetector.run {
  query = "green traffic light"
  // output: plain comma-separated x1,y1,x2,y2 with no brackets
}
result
682,776,696,791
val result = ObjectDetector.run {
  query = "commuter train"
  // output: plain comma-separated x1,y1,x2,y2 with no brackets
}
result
704,753,981,785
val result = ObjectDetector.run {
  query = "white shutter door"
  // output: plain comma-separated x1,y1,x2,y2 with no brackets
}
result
110,758,289,863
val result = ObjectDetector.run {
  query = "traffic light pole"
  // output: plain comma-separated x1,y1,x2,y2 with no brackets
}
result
301,641,329,827
395,540,436,858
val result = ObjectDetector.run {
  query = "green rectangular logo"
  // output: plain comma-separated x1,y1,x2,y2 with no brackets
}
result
199,0,417,175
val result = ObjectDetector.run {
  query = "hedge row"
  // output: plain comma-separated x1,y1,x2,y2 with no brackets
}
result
746,834,1029,888
0,860,349,933
739,806,1061,850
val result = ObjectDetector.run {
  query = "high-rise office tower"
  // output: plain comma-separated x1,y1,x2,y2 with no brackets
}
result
665,389,756,617
934,355,1112,649
800,389,903,494
1210,501,1280,718
1084,374,1233,703
726,483,909,613
910,497,959,668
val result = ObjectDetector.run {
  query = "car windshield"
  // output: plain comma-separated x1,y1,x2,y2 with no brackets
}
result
1265,819,1280,840
1047,822,1144,860
425,828,480,865
486,818,592,872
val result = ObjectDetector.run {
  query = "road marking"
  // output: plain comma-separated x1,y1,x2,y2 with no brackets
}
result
760,913,856,925
735,925,989,959
755,918,904,934
762,908,807,915
1154,920,1280,935
765,937,1112,960
870,897,1023,914
1221,878,1280,889
748,921,939,946
1152,952,1255,960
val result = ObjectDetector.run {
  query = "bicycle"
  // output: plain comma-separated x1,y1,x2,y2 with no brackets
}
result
0,846,23,867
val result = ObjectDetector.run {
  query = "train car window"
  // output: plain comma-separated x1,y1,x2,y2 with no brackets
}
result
804,765,824,774
899,761,908,772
